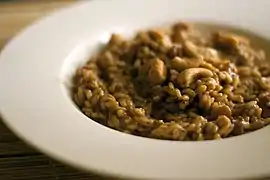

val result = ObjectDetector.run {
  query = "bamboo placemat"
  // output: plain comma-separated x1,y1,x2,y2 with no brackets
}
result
0,1,110,179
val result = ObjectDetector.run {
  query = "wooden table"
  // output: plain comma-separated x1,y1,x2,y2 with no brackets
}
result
0,1,108,179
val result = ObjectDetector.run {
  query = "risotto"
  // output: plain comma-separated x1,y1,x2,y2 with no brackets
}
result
72,22,270,141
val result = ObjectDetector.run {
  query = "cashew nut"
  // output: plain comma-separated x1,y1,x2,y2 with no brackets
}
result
171,57,203,72
171,22,191,43
183,41,202,58
147,58,167,85
205,59,230,71
202,48,220,60
183,41,220,60
173,22,191,31
214,31,249,49
177,68,214,87
148,29,165,41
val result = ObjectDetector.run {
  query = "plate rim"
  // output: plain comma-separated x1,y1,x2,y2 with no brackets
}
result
1,0,270,180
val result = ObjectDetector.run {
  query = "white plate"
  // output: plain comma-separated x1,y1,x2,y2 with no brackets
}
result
0,0,270,179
